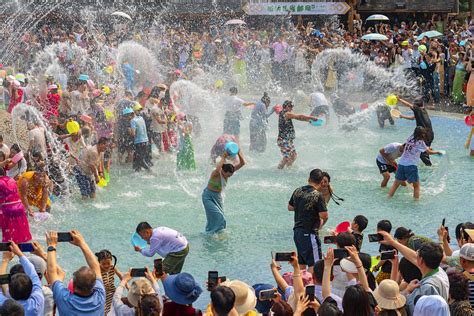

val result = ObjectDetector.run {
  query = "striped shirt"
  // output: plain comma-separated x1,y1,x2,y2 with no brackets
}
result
467,271,474,308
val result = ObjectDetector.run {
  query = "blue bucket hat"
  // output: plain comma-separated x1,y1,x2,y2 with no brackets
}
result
122,107,134,115
163,273,202,305
252,283,274,314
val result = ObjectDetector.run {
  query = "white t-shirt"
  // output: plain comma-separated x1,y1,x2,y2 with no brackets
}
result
225,95,244,114
398,137,428,166
28,127,47,155
0,144,10,158
64,136,86,166
150,105,167,133
140,227,188,258
376,142,403,164
310,92,329,108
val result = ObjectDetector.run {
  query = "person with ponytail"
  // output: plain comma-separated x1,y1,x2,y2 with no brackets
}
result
95,249,123,314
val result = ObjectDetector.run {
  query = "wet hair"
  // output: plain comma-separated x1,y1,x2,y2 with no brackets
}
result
282,100,293,108
9,264,25,276
413,126,427,142
138,294,162,316
211,286,235,316
398,257,422,283
336,232,356,248
0,299,24,316
73,266,97,294
353,215,368,232
342,285,371,316
322,171,344,205
359,253,376,291
136,222,152,234
448,271,470,301
394,227,414,240
261,92,270,104
148,86,161,99
377,220,392,233
413,98,424,107
309,169,324,184
97,137,109,145
31,151,44,160
9,273,33,300
222,164,235,174
10,144,21,154
271,300,293,316
417,241,443,269
229,87,238,95
95,249,117,268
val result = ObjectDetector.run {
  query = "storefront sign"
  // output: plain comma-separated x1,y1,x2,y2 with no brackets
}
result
247,2,350,15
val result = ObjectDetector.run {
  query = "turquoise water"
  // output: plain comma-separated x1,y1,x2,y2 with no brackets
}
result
29,109,473,308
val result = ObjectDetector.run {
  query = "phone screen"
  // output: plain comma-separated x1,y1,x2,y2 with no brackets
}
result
442,218,446,227
324,236,337,244
259,289,277,301
0,274,9,285
274,252,293,261
154,259,163,275
368,233,383,242
18,243,34,252
130,268,146,277
208,271,218,291
57,232,73,242
0,243,11,252
333,248,349,259
305,285,315,301
380,250,396,260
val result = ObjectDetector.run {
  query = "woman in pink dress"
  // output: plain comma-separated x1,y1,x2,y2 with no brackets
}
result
0,168,32,243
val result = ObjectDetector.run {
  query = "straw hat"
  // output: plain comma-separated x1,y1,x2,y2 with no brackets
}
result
373,279,406,310
221,280,256,314
127,278,155,307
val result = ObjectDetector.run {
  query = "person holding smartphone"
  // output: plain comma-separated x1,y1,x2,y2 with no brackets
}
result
288,169,328,271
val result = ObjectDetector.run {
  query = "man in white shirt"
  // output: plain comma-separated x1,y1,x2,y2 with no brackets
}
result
27,121,47,157
134,222,189,275
223,87,254,140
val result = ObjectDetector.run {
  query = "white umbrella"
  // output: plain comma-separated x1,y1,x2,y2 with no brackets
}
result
225,19,246,26
361,33,389,41
366,14,389,21
111,11,132,21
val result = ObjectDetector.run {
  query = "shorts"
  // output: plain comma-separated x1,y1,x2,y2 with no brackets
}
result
395,164,419,183
311,105,329,117
73,166,96,197
163,244,189,275
277,137,296,158
376,159,396,174
293,228,321,267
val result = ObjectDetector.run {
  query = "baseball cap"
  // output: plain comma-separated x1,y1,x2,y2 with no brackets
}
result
28,255,47,278
460,243,474,261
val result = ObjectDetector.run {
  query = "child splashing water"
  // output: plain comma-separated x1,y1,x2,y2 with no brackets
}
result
95,249,123,315
388,127,442,199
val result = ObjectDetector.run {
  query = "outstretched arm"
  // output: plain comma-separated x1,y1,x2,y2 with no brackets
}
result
379,231,418,267
286,112,318,122
70,230,102,279
233,150,246,172
397,97,414,110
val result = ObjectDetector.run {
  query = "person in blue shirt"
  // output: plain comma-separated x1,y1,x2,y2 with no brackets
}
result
0,241,45,316
125,104,151,172
46,230,105,316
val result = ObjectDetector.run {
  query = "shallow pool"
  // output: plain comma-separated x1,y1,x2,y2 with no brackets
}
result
29,108,473,309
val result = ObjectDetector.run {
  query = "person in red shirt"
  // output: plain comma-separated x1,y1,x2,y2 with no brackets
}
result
45,84,60,118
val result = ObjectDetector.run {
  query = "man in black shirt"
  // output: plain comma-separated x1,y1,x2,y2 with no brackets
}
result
399,96,434,166
288,169,328,271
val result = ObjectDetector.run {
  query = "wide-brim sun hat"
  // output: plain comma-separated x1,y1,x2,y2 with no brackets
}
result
373,279,406,310
127,278,155,307
340,258,358,274
222,280,257,314
163,272,202,305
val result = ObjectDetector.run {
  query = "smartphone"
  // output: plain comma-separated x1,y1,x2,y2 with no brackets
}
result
130,268,146,277
333,248,349,259
274,252,293,261
57,232,73,242
368,233,384,242
305,285,315,301
154,259,163,275
208,271,219,291
380,250,396,260
259,288,277,301
442,218,446,227
0,243,11,252
324,236,337,244
445,227,451,243
0,274,9,285
18,243,34,252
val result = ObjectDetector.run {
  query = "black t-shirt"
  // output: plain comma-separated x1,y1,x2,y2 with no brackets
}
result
412,106,432,131
278,110,295,141
289,185,327,232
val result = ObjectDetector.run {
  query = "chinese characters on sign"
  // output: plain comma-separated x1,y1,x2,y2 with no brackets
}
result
247,2,350,15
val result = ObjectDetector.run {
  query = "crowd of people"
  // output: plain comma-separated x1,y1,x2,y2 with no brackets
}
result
0,8,473,316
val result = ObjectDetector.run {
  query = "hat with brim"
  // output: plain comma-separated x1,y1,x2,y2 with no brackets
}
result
163,272,202,305
340,258,358,274
222,280,256,314
465,229,474,241
373,279,406,310
28,255,47,278
127,278,155,307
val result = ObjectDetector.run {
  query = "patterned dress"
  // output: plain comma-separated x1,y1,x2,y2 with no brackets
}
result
101,269,116,314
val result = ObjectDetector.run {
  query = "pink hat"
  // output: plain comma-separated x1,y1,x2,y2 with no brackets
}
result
282,270,313,286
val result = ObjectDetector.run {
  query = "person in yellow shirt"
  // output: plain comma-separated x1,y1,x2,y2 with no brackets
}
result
17,167,52,216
